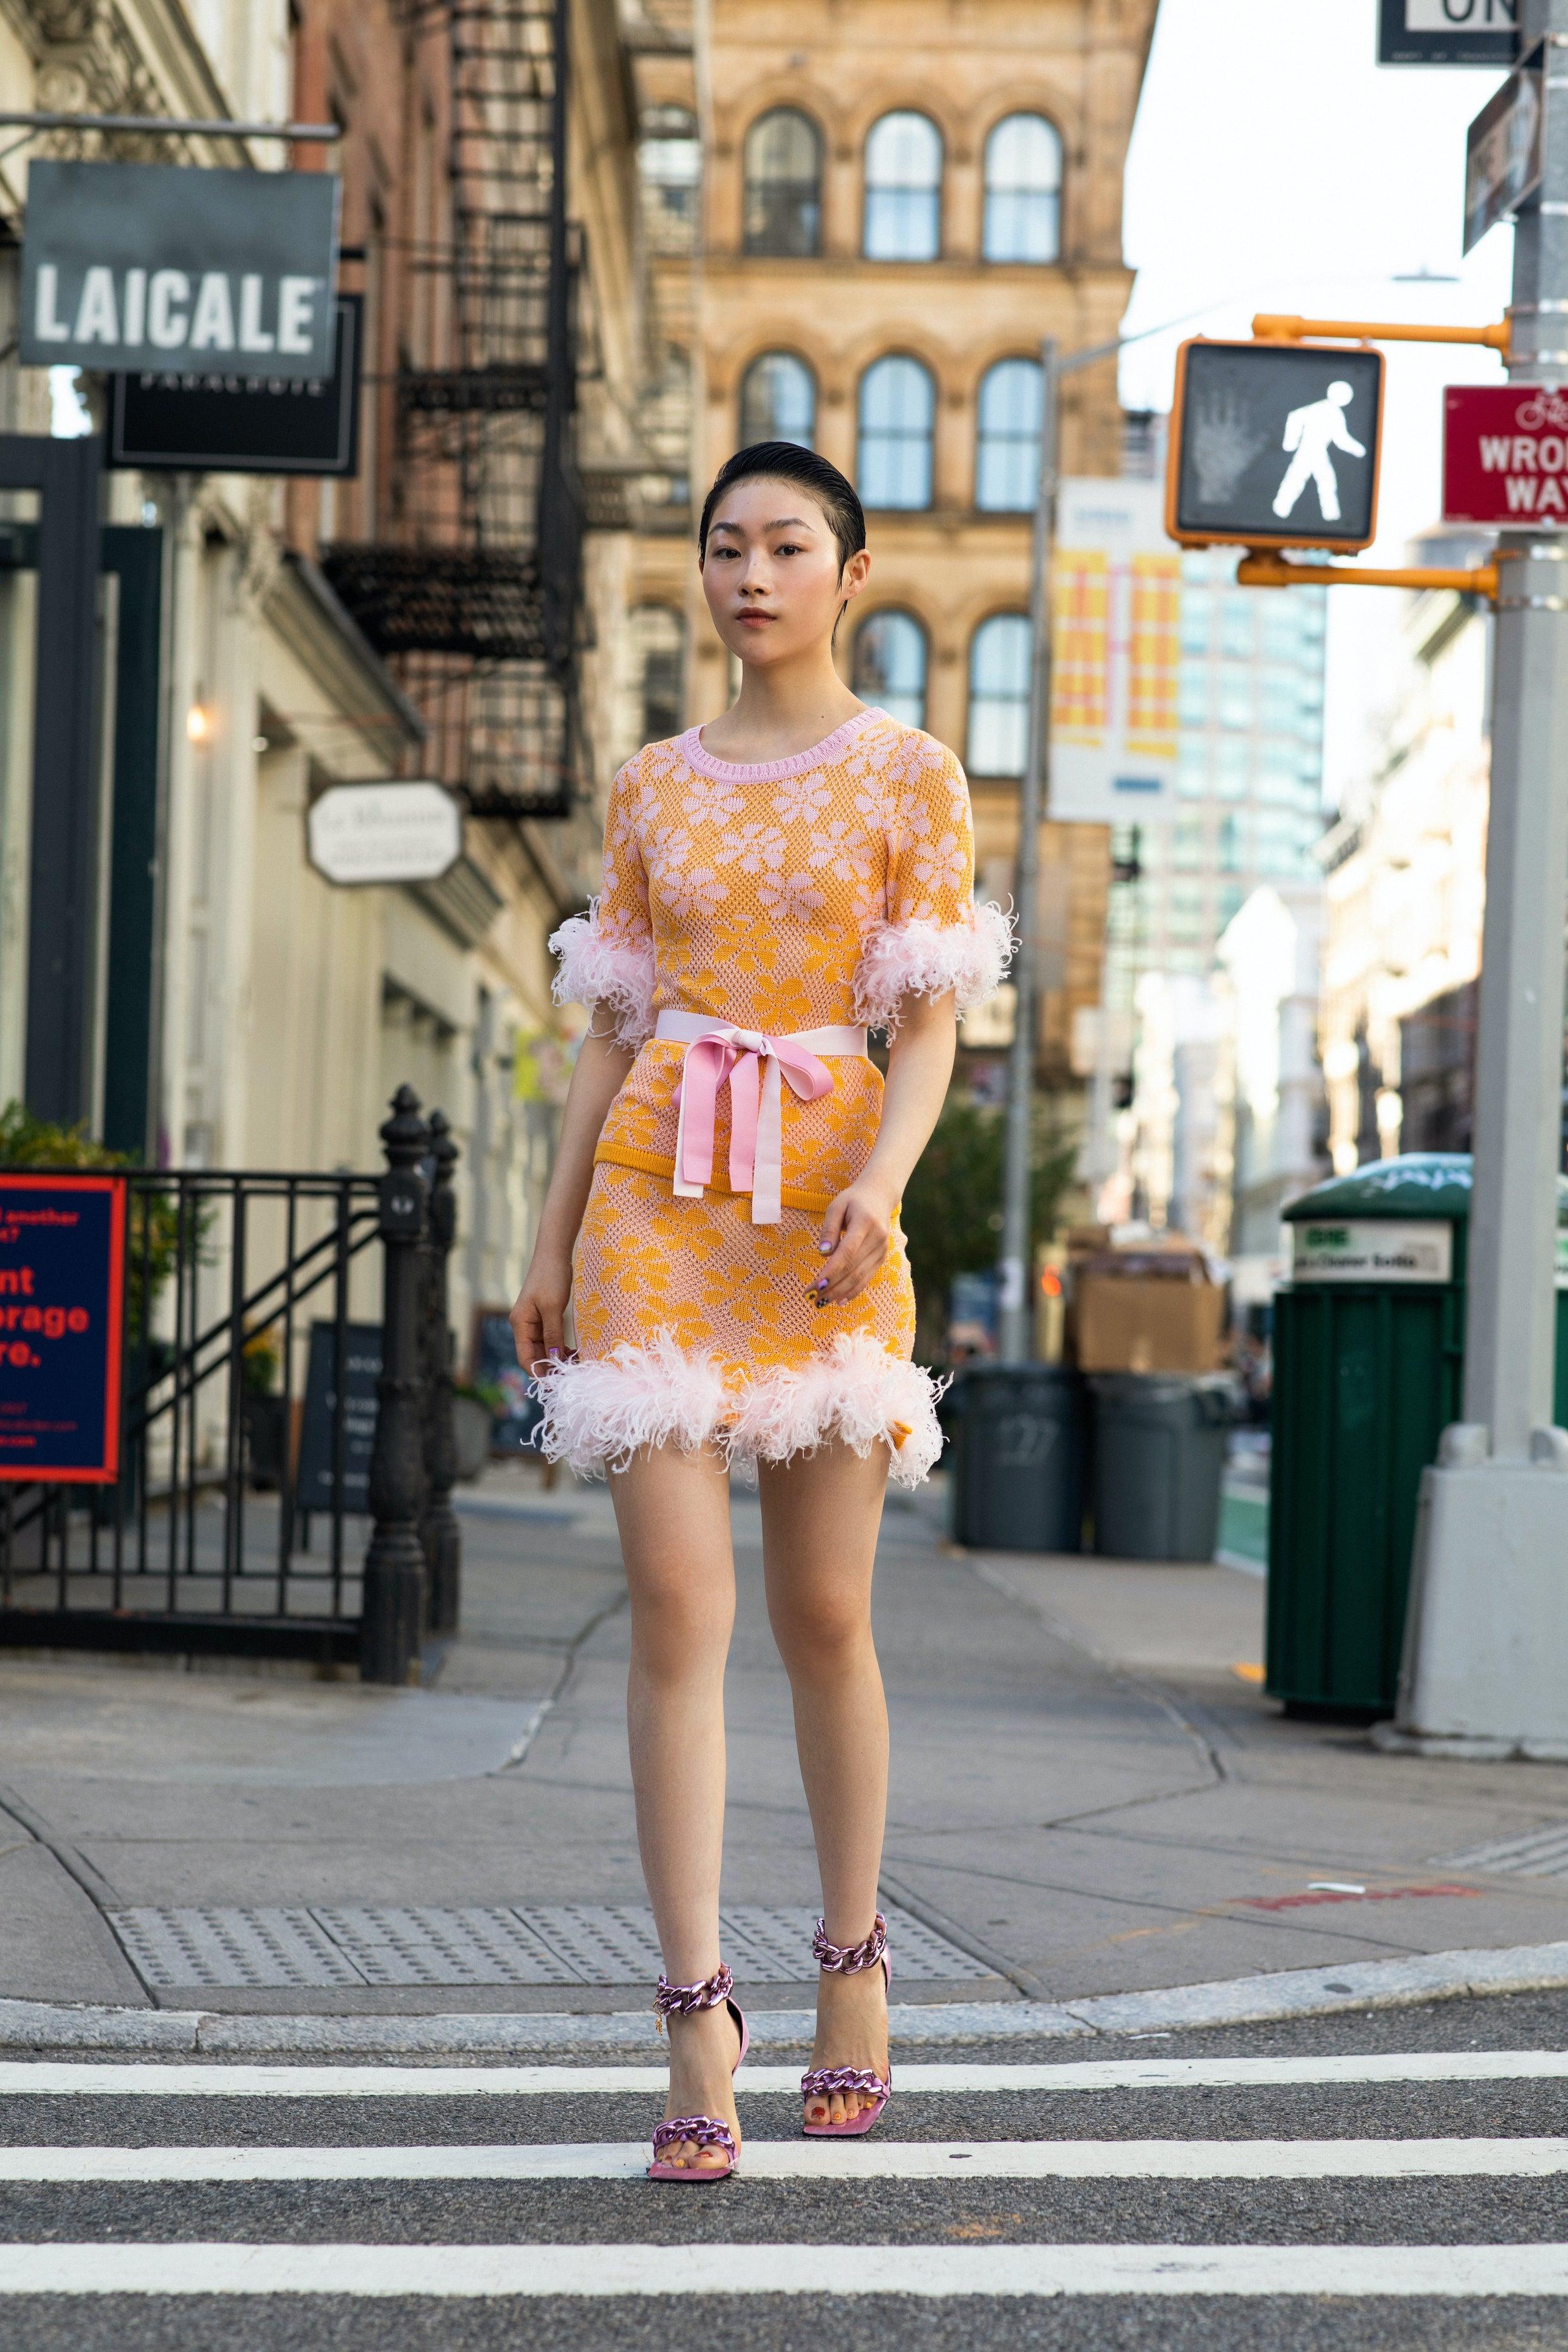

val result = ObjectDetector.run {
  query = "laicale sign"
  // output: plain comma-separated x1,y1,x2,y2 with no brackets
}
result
1444,382,1568,524
20,161,339,383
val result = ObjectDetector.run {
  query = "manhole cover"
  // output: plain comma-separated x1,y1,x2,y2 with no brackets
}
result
108,1901,991,1990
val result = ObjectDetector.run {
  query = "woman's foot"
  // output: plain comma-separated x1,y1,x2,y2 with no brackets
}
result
658,2000,744,2171
804,1959,890,2128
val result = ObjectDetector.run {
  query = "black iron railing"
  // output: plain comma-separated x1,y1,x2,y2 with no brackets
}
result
0,1087,462,1681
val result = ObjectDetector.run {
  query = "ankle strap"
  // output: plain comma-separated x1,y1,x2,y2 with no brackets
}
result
654,1961,734,2019
812,1913,887,1974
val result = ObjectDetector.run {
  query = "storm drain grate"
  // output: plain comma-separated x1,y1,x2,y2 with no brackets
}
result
1435,1825,1568,1880
108,1902,990,1990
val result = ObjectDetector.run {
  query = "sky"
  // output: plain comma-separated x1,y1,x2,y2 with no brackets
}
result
1118,0,1514,807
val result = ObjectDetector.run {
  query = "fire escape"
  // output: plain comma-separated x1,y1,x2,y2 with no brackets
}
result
322,0,584,820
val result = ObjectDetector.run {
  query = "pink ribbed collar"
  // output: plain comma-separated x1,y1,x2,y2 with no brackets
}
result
677,709,881,783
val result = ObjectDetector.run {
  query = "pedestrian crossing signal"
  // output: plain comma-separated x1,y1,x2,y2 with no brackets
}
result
1166,339,1385,553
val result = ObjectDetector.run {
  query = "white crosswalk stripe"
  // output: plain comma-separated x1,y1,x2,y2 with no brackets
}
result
4,2043,1568,2329
4,2135,1568,2183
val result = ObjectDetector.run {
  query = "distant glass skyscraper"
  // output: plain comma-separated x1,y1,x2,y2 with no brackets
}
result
1103,550,1328,1018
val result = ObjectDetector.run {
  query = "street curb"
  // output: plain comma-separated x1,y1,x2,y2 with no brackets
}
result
3,1939,1567,2054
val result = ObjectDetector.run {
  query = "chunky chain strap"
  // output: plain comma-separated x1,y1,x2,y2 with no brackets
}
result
651,2114,737,2159
812,1912,888,1975
653,1960,735,2029
800,2064,890,2101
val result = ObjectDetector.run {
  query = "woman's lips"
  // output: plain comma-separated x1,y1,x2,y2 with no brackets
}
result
737,611,775,624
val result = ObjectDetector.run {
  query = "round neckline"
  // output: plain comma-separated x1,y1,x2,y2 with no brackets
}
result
678,708,881,783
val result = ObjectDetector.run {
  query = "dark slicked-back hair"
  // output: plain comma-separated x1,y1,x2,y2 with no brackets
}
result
698,441,866,577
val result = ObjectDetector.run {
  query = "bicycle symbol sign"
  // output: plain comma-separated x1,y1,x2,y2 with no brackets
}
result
1444,383,1568,527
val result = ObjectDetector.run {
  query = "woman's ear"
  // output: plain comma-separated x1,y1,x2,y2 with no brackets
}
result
842,547,872,605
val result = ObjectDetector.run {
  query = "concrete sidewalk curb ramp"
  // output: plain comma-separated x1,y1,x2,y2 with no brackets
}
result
3,1939,1567,2054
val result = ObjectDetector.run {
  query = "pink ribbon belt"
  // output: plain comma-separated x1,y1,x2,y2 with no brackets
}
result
655,1010,868,1225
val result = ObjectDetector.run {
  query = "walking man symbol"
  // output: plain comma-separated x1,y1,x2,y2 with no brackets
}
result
1271,380,1366,523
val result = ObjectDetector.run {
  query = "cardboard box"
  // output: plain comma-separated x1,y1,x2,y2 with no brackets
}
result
1071,1242,1226,1374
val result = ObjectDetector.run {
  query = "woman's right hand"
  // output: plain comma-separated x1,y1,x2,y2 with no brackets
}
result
511,1251,572,1372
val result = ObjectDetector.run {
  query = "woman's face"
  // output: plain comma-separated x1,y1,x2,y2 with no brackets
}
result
699,476,869,668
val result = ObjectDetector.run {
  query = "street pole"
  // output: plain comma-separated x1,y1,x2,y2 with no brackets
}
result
996,338,1058,1363
1387,0,1568,1756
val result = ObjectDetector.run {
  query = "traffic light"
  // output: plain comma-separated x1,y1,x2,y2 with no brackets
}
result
1167,339,1385,553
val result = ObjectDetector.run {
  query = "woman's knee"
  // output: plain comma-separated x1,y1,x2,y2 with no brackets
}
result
628,1558,733,1674
769,1582,873,1676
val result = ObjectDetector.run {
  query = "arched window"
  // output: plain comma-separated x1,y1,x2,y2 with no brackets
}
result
862,111,943,260
967,613,1031,776
857,355,934,509
639,104,701,249
976,357,1043,511
744,107,823,256
629,604,685,745
852,609,928,728
739,351,816,449
983,112,1062,262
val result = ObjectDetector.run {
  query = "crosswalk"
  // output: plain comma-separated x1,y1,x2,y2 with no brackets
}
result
2,2042,1567,2332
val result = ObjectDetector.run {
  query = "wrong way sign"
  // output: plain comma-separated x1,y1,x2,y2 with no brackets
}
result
1444,383,1568,525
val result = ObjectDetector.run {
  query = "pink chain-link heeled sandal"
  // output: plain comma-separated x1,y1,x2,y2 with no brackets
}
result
800,1911,892,2138
646,1961,749,2183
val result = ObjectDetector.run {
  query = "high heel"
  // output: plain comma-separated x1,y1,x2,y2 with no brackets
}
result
646,1961,748,2182
800,1912,892,2138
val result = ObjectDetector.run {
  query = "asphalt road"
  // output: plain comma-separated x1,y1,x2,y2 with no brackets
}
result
3,1990,1568,2349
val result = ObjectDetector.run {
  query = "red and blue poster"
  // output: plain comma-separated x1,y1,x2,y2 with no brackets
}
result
0,1173,126,1483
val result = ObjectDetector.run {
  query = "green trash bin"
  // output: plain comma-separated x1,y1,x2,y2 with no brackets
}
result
1266,1153,1568,1716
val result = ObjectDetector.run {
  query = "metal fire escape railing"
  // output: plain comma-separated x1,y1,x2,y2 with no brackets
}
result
321,0,585,821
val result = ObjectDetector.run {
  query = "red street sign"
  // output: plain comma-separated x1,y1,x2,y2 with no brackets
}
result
1444,383,1568,525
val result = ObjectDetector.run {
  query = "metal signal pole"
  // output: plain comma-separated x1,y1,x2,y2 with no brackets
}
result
996,338,1058,1363
1388,0,1568,1755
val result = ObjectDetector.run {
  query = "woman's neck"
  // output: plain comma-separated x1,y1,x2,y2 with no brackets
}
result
698,647,864,761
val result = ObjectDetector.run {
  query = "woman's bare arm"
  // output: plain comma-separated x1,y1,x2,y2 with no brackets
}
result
510,1020,635,1368
812,992,957,1308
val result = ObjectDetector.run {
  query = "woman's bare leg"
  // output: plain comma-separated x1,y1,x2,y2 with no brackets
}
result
611,1443,741,2171
758,1439,891,2126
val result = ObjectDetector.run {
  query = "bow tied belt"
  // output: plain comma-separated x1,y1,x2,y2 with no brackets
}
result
654,1010,868,1225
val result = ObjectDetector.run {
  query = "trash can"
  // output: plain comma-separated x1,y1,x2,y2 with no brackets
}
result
947,1363,1087,1552
1267,1153,1568,1715
1089,1373,1232,1560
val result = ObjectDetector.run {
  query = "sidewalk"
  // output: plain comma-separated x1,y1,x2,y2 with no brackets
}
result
3,1462,1568,2023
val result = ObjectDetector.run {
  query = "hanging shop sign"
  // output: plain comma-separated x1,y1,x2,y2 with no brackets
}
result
307,781,463,886
1047,477,1181,824
1464,38,1545,254
107,293,360,475
0,1173,125,1484
1443,381,1568,524
20,161,339,381
1166,340,1385,553
1378,0,1518,68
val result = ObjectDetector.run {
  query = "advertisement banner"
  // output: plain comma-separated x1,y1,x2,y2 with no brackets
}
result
21,161,339,381
1048,478,1181,824
0,1174,126,1483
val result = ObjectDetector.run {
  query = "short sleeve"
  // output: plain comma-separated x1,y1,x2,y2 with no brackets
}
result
851,735,1014,1035
548,759,656,1048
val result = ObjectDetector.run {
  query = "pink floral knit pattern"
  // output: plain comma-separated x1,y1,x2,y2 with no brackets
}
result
537,709,1010,1486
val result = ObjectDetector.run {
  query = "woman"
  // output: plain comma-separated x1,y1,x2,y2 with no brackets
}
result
511,440,1010,2180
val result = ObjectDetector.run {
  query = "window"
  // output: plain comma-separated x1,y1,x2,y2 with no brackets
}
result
630,606,685,744
1177,741,1208,799
1218,671,1253,730
1180,597,1210,656
1218,812,1242,872
857,354,934,508
852,609,928,728
1178,671,1208,728
744,108,822,256
982,113,1062,262
975,357,1043,511
1259,668,1300,733
739,352,816,449
640,105,700,248
1215,739,1248,799
967,613,1031,776
1172,819,1204,871
863,111,943,260
1220,594,1254,659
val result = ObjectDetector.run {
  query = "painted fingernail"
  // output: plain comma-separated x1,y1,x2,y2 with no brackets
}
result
819,1242,833,1254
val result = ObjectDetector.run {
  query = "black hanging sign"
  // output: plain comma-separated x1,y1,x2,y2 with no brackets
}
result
107,295,361,476
1378,0,1519,66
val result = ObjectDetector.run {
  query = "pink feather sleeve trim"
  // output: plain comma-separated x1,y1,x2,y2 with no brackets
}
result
548,902,656,1048
531,1332,946,1490
851,902,1016,1036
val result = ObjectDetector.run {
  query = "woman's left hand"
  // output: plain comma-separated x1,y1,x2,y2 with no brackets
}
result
810,1178,897,1308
